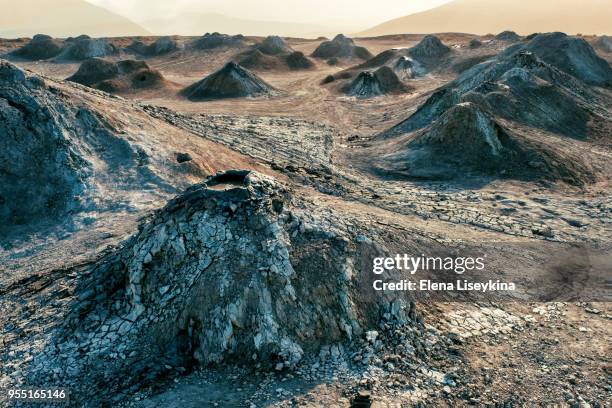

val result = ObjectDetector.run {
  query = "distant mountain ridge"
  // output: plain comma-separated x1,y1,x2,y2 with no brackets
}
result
359,0,612,36
141,12,349,38
0,0,149,38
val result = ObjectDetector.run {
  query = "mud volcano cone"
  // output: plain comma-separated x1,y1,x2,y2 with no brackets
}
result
181,62,275,100
409,35,451,59
258,35,293,55
192,33,245,49
57,35,117,60
237,49,283,70
67,58,119,86
11,34,64,60
386,102,593,184
504,32,612,86
68,59,166,93
286,51,314,70
594,35,612,53
31,170,414,395
495,30,521,42
312,34,373,60
130,36,178,56
344,66,407,98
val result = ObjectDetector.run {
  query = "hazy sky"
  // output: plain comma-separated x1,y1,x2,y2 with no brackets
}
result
87,0,454,26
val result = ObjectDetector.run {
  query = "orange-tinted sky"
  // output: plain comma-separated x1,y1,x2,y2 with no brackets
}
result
88,0,454,27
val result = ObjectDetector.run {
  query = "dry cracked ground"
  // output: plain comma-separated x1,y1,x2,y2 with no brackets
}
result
0,32,611,407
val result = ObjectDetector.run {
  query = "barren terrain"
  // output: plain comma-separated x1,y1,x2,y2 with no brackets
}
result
0,32,610,407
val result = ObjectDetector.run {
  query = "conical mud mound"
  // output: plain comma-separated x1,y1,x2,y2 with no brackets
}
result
495,31,521,42
379,103,594,184
394,56,426,79
128,36,178,56
68,58,167,93
344,66,408,98
26,170,414,403
56,35,117,61
286,51,314,70
312,34,373,60
181,62,276,100
503,32,612,86
192,32,245,50
237,49,285,70
408,35,451,59
387,51,608,140
258,35,293,55
67,58,119,86
10,34,63,60
469,38,483,48
593,35,612,53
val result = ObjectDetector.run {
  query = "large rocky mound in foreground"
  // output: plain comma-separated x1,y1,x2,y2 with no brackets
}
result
377,103,594,184
181,62,276,100
312,34,373,61
343,66,408,98
387,50,609,140
502,32,612,86
128,36,178,56
10,34,64,60
192,32,245,50
26,170,412,403
67,58,167,93
56,35,117,61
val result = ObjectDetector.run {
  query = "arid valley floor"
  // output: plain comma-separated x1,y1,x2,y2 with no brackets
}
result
0,32,611,407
